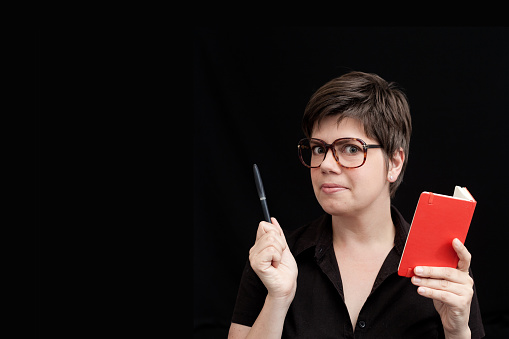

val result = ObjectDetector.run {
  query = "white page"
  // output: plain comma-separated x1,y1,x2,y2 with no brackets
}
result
453,186,474,201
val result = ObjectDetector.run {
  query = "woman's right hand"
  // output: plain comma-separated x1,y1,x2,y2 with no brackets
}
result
249,217,298,304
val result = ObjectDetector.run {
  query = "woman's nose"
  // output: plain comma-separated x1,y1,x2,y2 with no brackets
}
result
320,147,342,174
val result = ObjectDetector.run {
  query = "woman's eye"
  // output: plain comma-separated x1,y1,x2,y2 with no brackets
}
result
343,145,361,155
312,146,325,155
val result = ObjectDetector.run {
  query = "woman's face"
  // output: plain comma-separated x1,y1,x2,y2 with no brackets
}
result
310,116,392,216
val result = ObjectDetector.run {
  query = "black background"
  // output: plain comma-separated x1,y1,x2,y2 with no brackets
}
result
194,27,509,338
36,25,185,338
35,26,509,339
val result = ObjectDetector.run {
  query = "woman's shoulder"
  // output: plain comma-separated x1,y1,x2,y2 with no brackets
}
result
284,214,331,256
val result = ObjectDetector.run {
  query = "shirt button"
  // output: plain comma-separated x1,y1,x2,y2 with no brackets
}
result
358,320,366,328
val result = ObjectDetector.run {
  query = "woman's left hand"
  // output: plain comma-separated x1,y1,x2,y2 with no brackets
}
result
411,238,474,339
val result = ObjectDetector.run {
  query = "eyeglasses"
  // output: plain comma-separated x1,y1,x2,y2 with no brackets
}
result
297,137,382,169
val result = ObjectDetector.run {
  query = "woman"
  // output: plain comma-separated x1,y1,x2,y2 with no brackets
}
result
228,71,484,338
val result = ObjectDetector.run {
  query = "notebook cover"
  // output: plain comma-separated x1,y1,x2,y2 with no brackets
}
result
397,191,476,278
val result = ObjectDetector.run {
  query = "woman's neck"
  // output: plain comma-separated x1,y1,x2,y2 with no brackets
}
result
331,199,395,250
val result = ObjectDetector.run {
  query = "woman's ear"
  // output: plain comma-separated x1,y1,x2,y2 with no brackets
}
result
388,147,405,183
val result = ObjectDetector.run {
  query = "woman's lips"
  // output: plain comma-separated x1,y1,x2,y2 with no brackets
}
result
321,183,348,194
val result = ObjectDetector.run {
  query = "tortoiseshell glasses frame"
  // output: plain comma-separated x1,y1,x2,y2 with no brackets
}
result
297,137,382,169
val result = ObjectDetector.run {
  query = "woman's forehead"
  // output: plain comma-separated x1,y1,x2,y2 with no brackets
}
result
311,116,367,140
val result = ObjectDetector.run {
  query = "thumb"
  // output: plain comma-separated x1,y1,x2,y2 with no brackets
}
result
270,217,288,247
270,217,282,234
453,238,471,273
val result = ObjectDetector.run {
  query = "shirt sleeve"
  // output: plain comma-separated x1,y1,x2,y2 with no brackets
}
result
231,259,268,327
468,267,485,338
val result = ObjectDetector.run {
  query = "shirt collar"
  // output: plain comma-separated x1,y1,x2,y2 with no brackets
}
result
291,205,410,258
391,205,410,256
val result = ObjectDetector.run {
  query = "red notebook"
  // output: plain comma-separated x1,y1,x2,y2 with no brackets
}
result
398,186,477,278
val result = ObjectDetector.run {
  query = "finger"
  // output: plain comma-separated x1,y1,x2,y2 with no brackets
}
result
415,285,470,306
453,238,472,273
251,229,285,260
411,276,472,296
250,234,284,270
261,230,286,253
250,244,283,272
270,217,288,243
255,221,266,240
270,217,282,234
252,218,287,269
414,266,467,285
256,220,279,240
261,242,283,269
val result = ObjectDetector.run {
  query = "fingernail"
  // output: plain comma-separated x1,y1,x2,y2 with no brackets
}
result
413,276,421,283
418,286,426,294
415,267,423,274
453,238,462,248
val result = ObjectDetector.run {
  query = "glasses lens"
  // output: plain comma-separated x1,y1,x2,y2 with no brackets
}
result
299,139,327,168
334,139,365,168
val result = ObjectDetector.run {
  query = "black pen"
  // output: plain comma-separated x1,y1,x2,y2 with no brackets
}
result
253,164,271,223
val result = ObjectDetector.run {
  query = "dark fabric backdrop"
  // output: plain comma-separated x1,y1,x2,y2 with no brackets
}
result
194,27,509,338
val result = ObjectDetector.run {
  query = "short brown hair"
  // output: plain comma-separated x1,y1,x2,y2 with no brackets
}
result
302,71,412,197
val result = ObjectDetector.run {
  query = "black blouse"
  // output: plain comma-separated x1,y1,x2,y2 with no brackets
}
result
231,206,485,338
